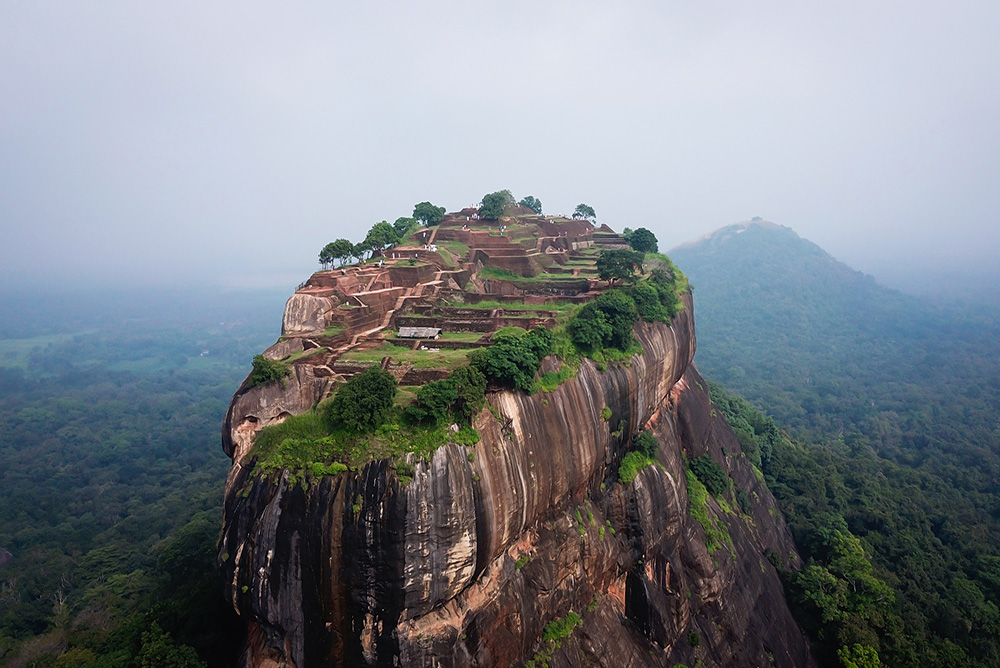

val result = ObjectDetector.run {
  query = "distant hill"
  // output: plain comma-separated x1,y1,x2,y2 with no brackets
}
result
670,220,998,443
670,221,1000,667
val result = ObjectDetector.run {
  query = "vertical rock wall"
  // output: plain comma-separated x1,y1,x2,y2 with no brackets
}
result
219,294,814,667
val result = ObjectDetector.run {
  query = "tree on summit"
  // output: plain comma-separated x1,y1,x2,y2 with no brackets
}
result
364,221,399,257
413,202,445,226
573,203,596,221
519,195,542,214
596,249,644,286
479,190,515,221
625,227,658,254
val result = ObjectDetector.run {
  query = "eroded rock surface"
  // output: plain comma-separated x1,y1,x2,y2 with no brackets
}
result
219,288,814,667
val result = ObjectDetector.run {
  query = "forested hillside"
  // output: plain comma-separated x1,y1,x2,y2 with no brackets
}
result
671,223,1000,667
0,288,286,667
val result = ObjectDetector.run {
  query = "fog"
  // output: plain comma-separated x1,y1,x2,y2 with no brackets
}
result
2,1,998,298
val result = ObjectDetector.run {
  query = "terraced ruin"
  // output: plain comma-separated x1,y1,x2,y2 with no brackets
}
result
269,206,634,391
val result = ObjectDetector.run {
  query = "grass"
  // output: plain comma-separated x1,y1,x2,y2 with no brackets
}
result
436,249,457,268
619,451,654,484
322,325,347,338
437,332,486,342
340,342,471,370
534,361,576,393
525,612,583,668
250,407,472,478
439,240,470,258
283,346,327,363
685,469,733,556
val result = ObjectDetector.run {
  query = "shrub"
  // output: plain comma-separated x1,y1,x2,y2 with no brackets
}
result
629,282,670,323
246,354,291,388
689,454,728,496
326,366,397,433
569,289,638,353
619,451,653,484
634,430,659,458
469,327,552,391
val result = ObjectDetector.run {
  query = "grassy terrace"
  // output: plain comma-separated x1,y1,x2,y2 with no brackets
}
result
339,342,471,370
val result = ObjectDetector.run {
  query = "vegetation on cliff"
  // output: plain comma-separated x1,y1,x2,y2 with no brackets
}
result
674,225,1000,667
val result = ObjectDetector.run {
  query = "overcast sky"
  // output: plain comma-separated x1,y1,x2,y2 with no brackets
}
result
2,1,998,295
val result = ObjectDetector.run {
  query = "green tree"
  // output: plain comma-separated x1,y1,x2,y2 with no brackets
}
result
519,195,542,214
570,289,638,352
246,355,291,388
689,454,728,496
393,217,417,239
596,249,644,286
479,190,515,220
352,241,369,263
326,366,397,432
319,242,337,269
412,202,446,226
328,238,354,267
838,644,882,668
364,221,399,257
573,203,596,220
468,327,552,391
138,623,206,668
625,227,658,253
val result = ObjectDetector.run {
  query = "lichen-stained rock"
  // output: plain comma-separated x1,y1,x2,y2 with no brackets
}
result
219,291,816,667
282,293,339,335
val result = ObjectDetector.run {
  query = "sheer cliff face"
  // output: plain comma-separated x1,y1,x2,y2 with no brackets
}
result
219,294,815,667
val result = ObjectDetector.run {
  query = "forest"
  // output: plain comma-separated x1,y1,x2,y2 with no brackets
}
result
0,287,286,667
671,224,1000,667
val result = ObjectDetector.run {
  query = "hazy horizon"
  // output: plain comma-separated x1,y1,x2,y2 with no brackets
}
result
3,2,998,299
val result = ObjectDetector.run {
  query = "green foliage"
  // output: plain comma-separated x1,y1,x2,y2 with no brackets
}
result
393,216,417,239
479,189,514,220
363,220,399,256
468,326,552,391
326,366,397,433
679,219,1000,666
412,202,445,226
689,455,728,496
600,406,612,422
515,555,531,569
625,227,658,253
139,623,206,668
687,631,701,647
519,195,542,214
572,203,596,220
542,612,582,642
535,362,575,393
596,249,644,286
320,238,354,268
685,469,732,555
618,451,654,484
634,430,659,458
246,354,290,388
570,289,638,352
454,426,481,446
629,281,670,323
838,644,882,668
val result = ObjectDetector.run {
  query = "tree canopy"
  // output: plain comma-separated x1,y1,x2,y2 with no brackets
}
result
412,202,445,226
393,217,416,239
325,366,398,433
364,221,399,257
569,289,638,352
625,227,658,253
518,195,542,214
573,203,596,220
596,248,644,286
479,189,515,221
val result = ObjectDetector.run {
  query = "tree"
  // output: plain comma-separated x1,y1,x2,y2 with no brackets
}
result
352,241,369,264
573,203,596,220
364,221,399,257
625,227,658,254
247,355,290,388
479,189,515,220
326,366,397,433
519,195,542,214
393,217,416,239
413,202,445,226
468,326,552,391
570,289,638,352
319,242,337,269
330,238,354,266
596,249,644,286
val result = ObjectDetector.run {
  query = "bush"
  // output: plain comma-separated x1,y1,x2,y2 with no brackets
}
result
326,366,397,433
246,354,291,388
469,327,552,391
634,430,659,458
689,454,728,496
569,289,638,352
619,451,653,484
629,282,670,323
